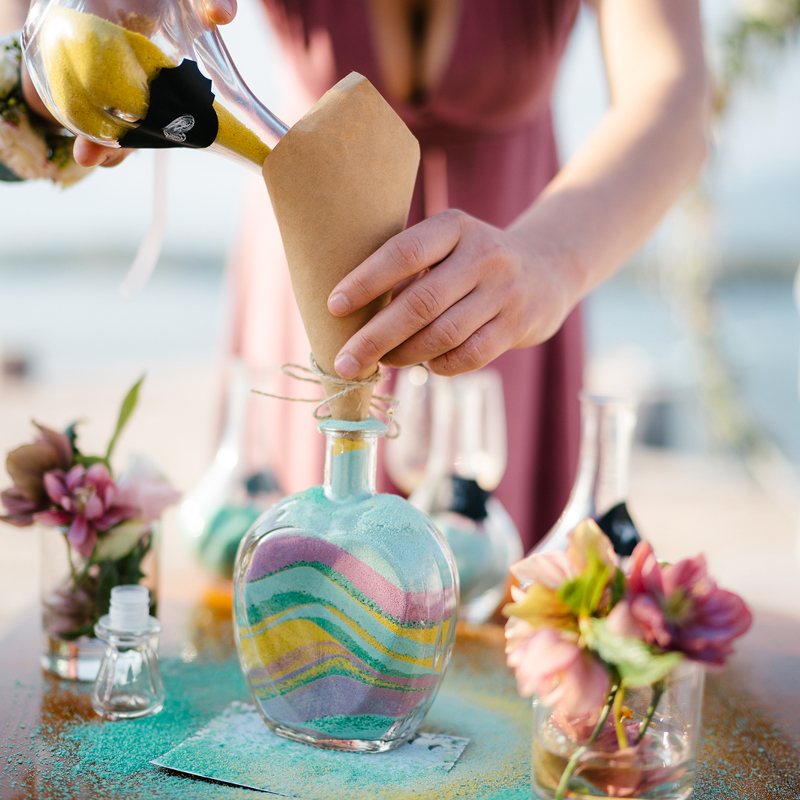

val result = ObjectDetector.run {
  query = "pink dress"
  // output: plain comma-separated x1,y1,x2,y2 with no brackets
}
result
227,0,583,550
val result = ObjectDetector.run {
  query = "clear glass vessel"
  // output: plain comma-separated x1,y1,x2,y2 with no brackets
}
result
40,522,159,681
384,365,436,496
91,585,165,720
409,370,522,623
532,393,641,559
532,660,705,800
233,417,459,753
22,0,288,169
179,360,282,580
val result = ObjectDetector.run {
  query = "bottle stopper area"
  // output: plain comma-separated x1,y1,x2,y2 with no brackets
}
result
108,585,151,632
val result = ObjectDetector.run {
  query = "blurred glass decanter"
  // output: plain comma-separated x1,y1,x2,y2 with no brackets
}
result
179,359,282,581
384,364,435,496
408,369,522,624
22,0,288,169
233,417,458,753
531,392,641,558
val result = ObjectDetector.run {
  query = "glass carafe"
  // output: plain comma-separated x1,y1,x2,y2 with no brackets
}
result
233,417,458,753
409,370,522,624
179,360,282,581
22,0,288,169
384,365,435,496
531,393,641,558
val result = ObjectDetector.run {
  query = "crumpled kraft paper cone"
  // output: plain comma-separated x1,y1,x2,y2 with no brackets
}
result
262,72,420,421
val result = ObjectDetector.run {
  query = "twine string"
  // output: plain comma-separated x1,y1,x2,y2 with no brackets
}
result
251,354,399,436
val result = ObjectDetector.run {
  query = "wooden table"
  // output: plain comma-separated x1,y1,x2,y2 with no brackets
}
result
0,578,798,800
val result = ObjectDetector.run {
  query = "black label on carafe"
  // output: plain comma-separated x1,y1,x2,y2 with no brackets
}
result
121,59,218,150
445,476,490,522
595,501,641,556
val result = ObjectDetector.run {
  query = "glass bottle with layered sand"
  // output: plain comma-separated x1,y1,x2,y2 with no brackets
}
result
22,0,287,169
233,417,459,752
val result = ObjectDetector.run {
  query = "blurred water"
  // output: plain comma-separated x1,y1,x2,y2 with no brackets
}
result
0,258,226,382
586,276,800,463
1,254,797,465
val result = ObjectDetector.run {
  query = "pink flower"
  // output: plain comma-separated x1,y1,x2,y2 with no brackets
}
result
1,423,73,526
511,519,615,588
506,627,611,719
35,464,138,558
506,520,618,635
607,541,752,667
116,454,180,523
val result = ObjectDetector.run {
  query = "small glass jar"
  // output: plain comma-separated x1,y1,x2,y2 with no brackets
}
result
532,660,705,800
91,585,165,721
233,417,459,752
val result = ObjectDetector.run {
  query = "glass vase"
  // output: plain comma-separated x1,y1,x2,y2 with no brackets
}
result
40,523,159,681
532,393,641,559
532,660,705,800
233,417,459,752
408,369,522,623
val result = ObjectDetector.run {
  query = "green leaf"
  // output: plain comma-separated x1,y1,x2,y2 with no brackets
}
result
96,559,121,618
73,453,110,470
92,520,149,562
106,375,145,461
558,547,611,618
63,421,82,451
609,568,626,609
586,618,684,688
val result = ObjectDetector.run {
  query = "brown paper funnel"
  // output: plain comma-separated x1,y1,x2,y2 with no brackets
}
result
262,73,420,421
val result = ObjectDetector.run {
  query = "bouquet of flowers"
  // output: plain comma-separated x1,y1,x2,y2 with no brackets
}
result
1,377,179,640
504,520,752,800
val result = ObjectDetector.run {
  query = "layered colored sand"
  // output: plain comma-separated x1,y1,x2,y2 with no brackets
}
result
237,520,455,740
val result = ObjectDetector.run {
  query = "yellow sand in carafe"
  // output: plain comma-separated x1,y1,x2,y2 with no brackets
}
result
40,6,271,166
212,101,270,165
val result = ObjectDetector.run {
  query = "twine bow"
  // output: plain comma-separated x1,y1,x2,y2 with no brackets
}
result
252,354,399,436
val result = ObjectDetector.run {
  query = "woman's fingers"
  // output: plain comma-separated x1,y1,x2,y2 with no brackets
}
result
327,210,464,317
333,244,479,378
333,214,535,378
427,316,510,376
203,0,237,26
381,285,503,369
72,138,133,168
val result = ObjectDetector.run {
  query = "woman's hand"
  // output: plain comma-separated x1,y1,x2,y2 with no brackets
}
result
22,0,238,168
328,209,578,378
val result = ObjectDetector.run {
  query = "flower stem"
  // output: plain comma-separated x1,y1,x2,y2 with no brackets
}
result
636,679,665,745
613,684,629,750
63,534,79,588
554,684,619,800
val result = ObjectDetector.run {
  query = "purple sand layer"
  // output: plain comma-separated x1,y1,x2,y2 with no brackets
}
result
257,673,434,722
246,535,454,623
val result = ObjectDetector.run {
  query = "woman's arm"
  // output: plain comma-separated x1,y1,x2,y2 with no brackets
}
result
328,0,708,379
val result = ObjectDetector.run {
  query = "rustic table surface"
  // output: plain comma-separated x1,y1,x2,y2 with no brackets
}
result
0,573,798,800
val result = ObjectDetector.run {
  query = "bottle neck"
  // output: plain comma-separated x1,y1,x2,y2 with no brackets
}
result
320,419,385,501
424,372,506,488
574,395,638,517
